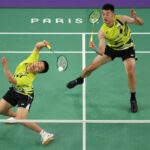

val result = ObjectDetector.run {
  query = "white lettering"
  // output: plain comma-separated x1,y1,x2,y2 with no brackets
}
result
68,18,72,24
30,18,84,24
43,18,51,23
75,18,83,24
56,18,64,24
31,18,39,24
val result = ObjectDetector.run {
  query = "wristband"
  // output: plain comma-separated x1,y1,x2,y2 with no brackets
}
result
94,47,97,52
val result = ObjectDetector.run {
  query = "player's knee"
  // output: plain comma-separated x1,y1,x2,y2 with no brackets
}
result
127,70,135,78
16,116,26,120
16,107,28,120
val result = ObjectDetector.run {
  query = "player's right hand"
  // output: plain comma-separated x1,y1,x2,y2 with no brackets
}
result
35,41,50,51
89,41,96,49
43,40,50,48
1,57,8,66
130,9,136,18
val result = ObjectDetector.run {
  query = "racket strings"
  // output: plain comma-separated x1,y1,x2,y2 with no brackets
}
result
57,56,68,70
89,10,101,24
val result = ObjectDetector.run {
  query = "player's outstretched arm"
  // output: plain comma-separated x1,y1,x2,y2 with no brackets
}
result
120,9,144,25
130,9,144,25
97,30,106,55
88,30,105,56
1,57,17,85
33,41,50,52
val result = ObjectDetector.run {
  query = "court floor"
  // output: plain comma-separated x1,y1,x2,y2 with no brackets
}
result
1,123,150,150
0,8,150,150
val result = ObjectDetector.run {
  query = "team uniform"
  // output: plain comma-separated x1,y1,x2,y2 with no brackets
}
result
3,51,39,110
101,15,136,61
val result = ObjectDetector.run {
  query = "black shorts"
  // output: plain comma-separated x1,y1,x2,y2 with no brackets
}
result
3,87,34,111
105,46,136,61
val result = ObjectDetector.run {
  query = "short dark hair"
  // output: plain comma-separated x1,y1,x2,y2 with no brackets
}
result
40,61,49,73
102,4,114,12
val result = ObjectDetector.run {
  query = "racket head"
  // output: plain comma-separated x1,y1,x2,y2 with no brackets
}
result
57,55,68,71
89,9,101,24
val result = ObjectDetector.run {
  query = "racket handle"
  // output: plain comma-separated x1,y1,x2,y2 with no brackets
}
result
47,44,51,49
90,34,93,42
43,40,52,49
89,23,94,46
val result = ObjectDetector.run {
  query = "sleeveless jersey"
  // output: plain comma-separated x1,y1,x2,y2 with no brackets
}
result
13,51,39,95
100,15,134,50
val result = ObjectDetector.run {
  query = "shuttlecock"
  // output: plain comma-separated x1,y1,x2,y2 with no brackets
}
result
58,66,63,72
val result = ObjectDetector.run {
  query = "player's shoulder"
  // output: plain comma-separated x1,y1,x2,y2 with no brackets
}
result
115,15,121,18
114,15,122,21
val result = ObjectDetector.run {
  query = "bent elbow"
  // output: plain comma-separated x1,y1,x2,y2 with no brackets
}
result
8,79,17,85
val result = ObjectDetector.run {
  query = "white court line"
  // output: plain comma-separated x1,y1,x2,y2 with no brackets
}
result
1,120,150,123
82,34,86,150
0,32,150,35
0,51,150,53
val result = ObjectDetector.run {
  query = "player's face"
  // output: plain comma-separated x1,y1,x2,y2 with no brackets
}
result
30,62,45,73
102,10,114,24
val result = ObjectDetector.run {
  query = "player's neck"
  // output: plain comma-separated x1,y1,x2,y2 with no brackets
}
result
106,17,114,28
106,21,114,28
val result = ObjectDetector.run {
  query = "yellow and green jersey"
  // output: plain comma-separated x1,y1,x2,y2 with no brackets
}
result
100,15,134,50
13,51,39,95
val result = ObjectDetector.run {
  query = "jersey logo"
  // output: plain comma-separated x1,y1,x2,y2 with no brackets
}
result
15,72,28,78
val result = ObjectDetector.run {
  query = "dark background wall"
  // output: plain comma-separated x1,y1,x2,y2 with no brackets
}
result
0,0,149,7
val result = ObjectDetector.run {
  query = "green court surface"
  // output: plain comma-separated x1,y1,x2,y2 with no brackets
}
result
86,53,150,120
0,123,82,150
0,8,150,150
86,123,150,150
1,123,150,150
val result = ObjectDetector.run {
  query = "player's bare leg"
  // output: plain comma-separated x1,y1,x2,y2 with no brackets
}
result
124,58,138,112
67,55,112,88
16,107,54,145
0,98,16,117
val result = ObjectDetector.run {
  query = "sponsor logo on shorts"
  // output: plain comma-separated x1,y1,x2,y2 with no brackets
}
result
26,104,30,110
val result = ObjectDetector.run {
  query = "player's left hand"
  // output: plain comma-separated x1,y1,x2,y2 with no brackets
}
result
1,57,8,66
130,9,136,18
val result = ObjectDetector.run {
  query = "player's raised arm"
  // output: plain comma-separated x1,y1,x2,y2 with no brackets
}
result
1,57,17,85
25,41,50,63
33,41,50,52
120,9,144,25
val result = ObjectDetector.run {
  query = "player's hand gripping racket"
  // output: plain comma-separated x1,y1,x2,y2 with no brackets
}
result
89,10,101,46
43,40,68,72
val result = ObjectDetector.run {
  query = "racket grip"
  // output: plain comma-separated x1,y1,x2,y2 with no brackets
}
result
47,45,51,49
43,40,51,49
90,34,93,42
89,35,93,48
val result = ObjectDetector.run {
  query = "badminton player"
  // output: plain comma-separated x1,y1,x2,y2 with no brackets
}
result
67,4,144,113
0,41,54,145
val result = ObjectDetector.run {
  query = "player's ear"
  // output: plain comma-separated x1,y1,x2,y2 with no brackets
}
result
112,12,115,17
